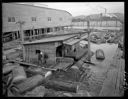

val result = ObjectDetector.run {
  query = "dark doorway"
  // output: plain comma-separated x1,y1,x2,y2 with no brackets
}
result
56,45,63,57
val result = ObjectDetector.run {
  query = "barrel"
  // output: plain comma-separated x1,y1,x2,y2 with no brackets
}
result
12,66,27,83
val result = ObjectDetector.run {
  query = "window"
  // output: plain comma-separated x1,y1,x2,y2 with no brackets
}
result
48,17,51,21
42,28,45,34
47,28,50,33
8,17,15,22
36,50,40,54
31,17,36,21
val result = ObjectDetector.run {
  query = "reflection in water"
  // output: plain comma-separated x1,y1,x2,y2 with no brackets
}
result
87,42,118,73
90,42,118,68
91,43,118,62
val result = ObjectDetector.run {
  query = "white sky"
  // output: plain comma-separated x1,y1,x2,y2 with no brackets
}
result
35,2,124,16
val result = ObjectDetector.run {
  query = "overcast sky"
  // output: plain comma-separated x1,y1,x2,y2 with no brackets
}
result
34,2,124,16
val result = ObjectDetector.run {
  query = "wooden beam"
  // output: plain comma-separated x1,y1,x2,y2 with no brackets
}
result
8,60,56,71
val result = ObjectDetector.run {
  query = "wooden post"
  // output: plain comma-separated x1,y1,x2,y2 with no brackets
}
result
16,21,25,60
87,21,91,62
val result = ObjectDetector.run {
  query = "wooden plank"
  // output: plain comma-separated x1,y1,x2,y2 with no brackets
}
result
100,48,125,96
114,60,121,96
114,59,125,96
99,69,118,96
42,79,77,92
8,60,56,71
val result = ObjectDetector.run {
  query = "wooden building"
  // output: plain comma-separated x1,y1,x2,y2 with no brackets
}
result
2,3,72,43
23,33,88,66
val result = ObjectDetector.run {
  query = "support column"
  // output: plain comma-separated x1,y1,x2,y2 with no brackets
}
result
16,31,18,39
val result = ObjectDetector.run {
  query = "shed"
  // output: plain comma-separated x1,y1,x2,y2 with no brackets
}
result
23,34,77,66
63,35,88,60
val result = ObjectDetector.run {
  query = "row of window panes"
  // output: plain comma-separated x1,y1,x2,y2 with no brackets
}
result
8,17,63,22
24,27,64,36
3,26,65,42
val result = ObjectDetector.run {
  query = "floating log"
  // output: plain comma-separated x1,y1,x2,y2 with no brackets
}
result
11,74,79,95
24,86,45,97
44,88,79,97
10,75,44,95
3,63,17,75
25,66,48,76
12,66,27,83
42,79,78,92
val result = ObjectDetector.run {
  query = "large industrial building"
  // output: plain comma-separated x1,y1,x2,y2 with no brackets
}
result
2,3,72,43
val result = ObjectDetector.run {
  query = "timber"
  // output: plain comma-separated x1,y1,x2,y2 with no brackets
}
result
42,79,78,92
10,75,79,95
10,75,44,95
8,60,56,71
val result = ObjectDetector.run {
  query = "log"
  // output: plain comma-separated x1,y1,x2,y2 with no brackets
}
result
10,73,81,95
10,75,44,95
24,86,45,97
44,88,79,97
42,79,78,92
3,64,17,75
12,66,27,83
25,66,48,76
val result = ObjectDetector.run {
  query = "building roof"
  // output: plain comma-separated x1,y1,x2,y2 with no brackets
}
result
23,34,77,45
63,34,88,45
63,38,80,45
5,3,72,16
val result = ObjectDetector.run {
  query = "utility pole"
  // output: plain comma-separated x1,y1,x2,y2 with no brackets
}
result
87,20,91,62
16,20,25,60
16,21,25,43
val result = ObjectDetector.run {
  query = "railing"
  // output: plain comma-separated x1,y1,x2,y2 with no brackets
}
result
24,30,87,42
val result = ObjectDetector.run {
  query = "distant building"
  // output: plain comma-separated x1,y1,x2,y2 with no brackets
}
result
2,3,72,43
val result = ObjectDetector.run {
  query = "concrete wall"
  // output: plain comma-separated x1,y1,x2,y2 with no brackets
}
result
2,3,72,32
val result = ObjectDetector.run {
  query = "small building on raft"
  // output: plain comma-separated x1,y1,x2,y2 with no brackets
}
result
23,33,89,67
